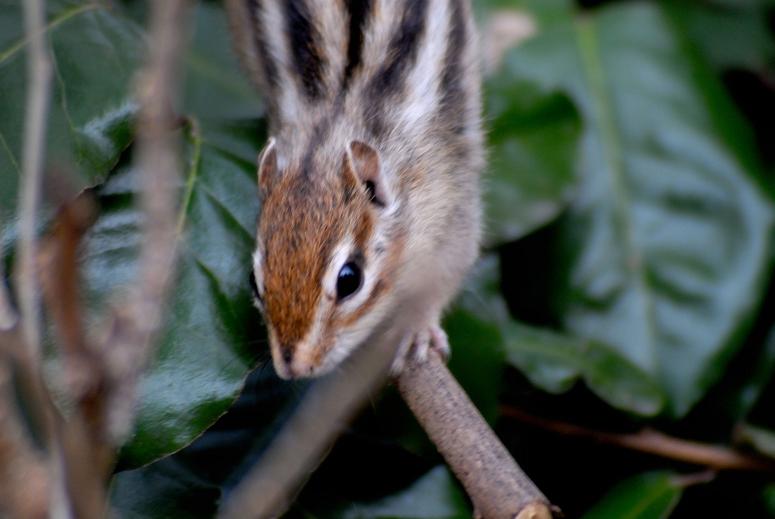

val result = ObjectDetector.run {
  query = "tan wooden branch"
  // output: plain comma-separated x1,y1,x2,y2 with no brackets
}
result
397,355,554,519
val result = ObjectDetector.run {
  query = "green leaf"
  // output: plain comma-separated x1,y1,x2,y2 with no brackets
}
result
83,120,266,467
458,255,663,415
665,1,775,73
331,466,470,519
736,423,775,460
0,0,143,238
182,2,264,120
443,256,510,423
503,1,775,417
582,472,682,519
764,483,775,516
484,75,581,245
502,322,663,415
109,455,218,519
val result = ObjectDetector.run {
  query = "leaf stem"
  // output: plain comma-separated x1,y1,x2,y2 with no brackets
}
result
500,405,775,472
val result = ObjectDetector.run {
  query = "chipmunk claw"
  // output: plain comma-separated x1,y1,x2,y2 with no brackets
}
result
390,324,450,376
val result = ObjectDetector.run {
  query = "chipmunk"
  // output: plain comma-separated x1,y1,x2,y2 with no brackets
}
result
226,0,483,379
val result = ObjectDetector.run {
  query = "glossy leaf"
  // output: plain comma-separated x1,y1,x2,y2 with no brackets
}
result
84,120,267,467
582,472,682,519
456,255,663,415
0,0,143,242
502,0,774,416
332,466,470,519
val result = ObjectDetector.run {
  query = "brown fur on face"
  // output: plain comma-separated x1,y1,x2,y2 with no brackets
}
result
258,155,375,359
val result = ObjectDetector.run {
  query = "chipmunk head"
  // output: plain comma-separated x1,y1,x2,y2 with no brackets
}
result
250,137,403,379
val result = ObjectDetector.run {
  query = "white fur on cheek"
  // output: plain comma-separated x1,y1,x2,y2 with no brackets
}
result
251,249,264,292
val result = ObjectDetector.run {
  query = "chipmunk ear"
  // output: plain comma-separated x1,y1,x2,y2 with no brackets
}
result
257,137,278,194
345,140,391,207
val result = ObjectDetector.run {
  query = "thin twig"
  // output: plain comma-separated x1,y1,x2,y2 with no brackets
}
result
101,0,190,443
38,196,114,478
16,0,52,360
0,347,49,519
500,405,775,472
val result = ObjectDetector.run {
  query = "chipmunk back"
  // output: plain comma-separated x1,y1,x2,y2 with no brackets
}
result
227,0,483,379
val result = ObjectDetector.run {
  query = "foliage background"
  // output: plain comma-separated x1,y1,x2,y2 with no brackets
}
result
2,0,775,517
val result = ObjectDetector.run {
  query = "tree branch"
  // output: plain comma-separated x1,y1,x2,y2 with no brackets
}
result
500,405,775,472
397,356,554,519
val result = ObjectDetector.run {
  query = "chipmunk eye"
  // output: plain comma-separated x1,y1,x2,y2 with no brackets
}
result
249,270,263,306
336,262,362,301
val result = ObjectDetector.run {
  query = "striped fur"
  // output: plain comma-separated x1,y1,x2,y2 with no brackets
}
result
227,0,484,378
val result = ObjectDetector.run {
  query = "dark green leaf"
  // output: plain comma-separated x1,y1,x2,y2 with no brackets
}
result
502,322,663,415
736,423,775,459
330,466,470,519
453,255,663,415
84,120,267,467
502,0,774,416
484,76,581,245
582,472,682,519
0,0,143,240
182,2,264,120
666,1,775,73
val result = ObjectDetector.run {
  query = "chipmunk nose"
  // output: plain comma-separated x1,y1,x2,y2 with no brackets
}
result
282,349,293,366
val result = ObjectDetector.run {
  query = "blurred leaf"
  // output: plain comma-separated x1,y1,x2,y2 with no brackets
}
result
732,325,775,419
331,466,469,519
503,1,774,417
582,472,682,519
666,1,775,73
182,2,264,120
736,423,775,459
0,0,143,241
444,256,509,423
453,255,663,415
83,120,266,467
503,322,663,415
484,76,581,245
764,483,775,516
109,454,218,519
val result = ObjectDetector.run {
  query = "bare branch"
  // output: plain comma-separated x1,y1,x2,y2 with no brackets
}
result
101,0,190,443
501,406,775,472
397,356,555,519
0,348,49,519
15,0,53,360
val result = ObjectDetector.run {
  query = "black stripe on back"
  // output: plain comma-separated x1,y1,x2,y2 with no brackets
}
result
439,0,466,133
247,0,279,91
284,0,326,100
343,0,372,89
365,0,429,136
